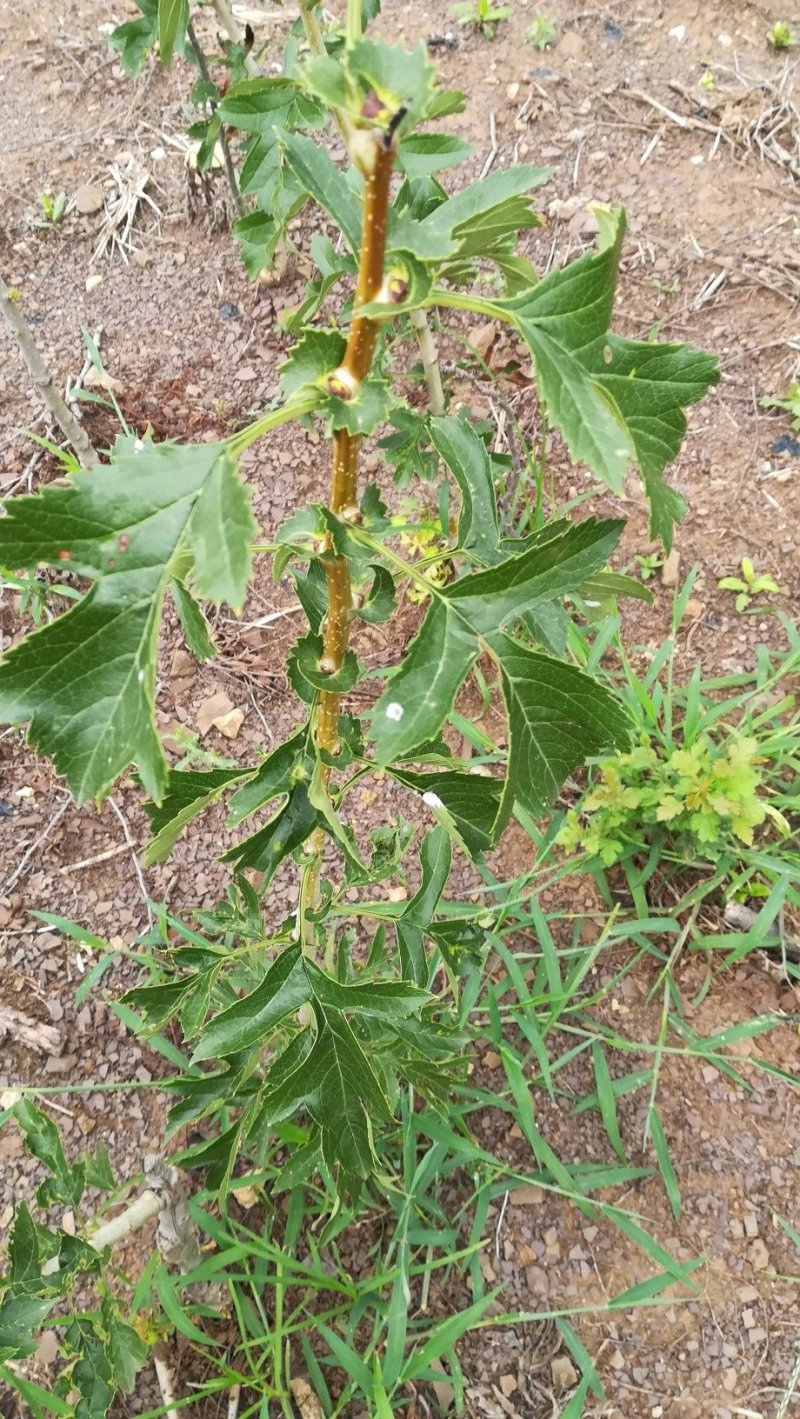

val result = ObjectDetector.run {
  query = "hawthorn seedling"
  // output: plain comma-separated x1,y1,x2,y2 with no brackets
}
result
0,4,720,1407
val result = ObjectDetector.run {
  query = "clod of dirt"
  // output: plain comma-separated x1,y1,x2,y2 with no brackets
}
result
509,1184,545,1207
74,183,105,215
212,707,244,739
195,690,234,736
0,1007,60,1055
748,1237,771,1270
555,31,587,61
231,1183,258,1208
661,548,681,586
170,649,196,680
35,1330,60,1367
548,195,585,221
551,1354,578,1389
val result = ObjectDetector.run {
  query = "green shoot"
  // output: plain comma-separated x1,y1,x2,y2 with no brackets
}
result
766,20,794,48
761,380,800,431
718,556,781,613
527,10,558,50
449,0,510,38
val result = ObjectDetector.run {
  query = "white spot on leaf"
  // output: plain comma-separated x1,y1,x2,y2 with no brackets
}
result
385,702,404,721
422,791,444,810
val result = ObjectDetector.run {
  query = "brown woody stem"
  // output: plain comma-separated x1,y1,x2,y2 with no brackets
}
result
315,133,396,770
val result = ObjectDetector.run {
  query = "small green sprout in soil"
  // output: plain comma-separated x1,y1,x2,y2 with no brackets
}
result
36,190,67,226
766,20,794,48
761,380,800,430
527,10,558,49
633,551,664,582
718,557,781,613
450,0,510,38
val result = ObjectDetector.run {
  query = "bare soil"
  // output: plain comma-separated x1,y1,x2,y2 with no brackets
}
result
1,0,799,1416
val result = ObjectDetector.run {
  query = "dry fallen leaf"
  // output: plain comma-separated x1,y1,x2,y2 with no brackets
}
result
289,1377,324,1419
468,321,498,361
430,1358,455,1411
232,1184,259,1209
84,365,123,395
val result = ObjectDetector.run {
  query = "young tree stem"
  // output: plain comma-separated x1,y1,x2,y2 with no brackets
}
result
186,18,244,218
297,0,352,148
410,308,445,416
211,0,260,75
0,275,100,469
315,135,396,768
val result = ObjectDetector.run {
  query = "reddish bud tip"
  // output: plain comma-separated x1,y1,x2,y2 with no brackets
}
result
360,90,387,121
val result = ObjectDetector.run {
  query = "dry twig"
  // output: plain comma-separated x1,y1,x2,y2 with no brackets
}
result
3,796,71,893
0,1007,61,1056
91,158,161,264
108,796,154,930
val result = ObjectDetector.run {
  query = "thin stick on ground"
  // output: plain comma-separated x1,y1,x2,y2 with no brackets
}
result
108,795,154,931
3,795,71,893
153,1345,181,1419
43,1188,162,1275
0,276,100,469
